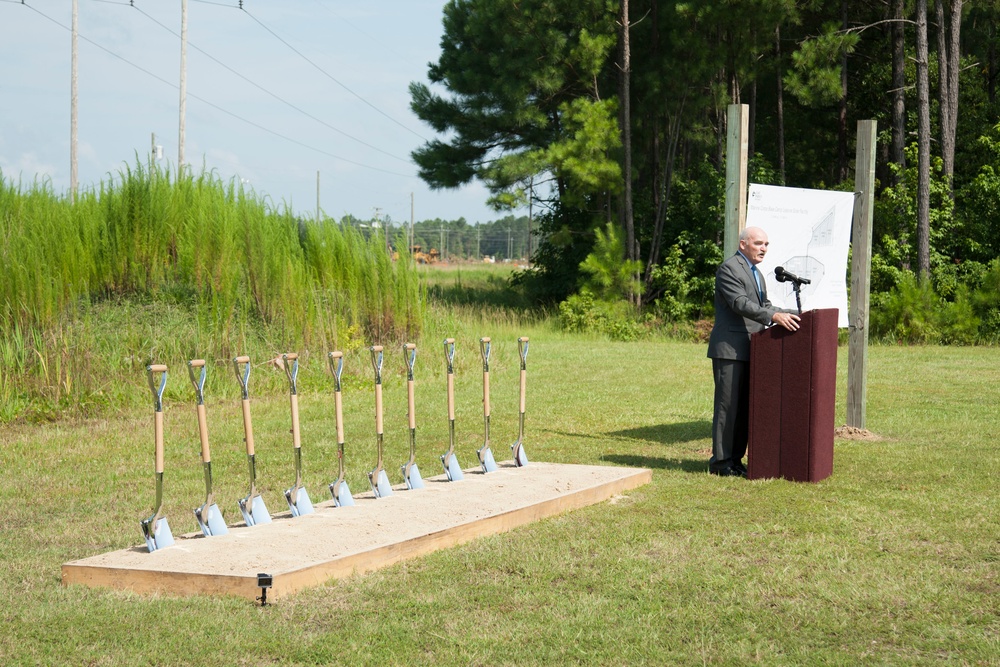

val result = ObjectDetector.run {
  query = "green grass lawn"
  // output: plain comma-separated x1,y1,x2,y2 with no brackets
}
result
1,330,997,665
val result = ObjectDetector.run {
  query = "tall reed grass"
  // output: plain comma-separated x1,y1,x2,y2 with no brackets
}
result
0,162,423,421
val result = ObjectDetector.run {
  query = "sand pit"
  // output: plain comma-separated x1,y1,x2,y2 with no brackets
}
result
62,461,651,600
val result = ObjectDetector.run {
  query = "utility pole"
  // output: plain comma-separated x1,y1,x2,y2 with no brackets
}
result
70,0,78,203
178,0,188,172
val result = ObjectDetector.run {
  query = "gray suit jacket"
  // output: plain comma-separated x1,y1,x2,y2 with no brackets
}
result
707,252,780,361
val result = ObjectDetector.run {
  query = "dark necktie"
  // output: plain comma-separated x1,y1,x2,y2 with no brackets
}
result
751,265,763,303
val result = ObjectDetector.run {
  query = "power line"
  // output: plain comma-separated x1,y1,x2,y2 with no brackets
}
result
240,6,428,143
129,2,412,164
17,1,412,178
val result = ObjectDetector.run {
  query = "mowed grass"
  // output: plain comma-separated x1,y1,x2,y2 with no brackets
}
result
0,330,997,665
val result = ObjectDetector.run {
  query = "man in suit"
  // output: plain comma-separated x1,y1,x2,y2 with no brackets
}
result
707,226,800,477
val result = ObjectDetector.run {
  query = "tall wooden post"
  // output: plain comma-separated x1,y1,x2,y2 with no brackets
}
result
724,104,749,257
178,0,188,171
847,120,877,429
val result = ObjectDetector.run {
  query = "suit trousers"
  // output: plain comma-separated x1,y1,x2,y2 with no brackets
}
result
711,357,749,471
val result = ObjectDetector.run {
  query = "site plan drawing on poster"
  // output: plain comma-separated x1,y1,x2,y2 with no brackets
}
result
745,183,855,327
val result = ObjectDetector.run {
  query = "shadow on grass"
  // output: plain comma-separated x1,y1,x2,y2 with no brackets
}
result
607,420,711,445
601,453,708,474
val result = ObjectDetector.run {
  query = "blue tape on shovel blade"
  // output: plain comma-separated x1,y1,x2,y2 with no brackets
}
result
403,462,425,490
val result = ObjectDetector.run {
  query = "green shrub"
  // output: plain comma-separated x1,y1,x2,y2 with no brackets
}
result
870,273,980,344
558,291,642,341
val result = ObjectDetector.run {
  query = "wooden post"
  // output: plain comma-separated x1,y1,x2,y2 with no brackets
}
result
847,120,877,429
724,104,749,258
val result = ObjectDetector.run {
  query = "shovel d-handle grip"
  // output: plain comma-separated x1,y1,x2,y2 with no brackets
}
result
444,338,456,421
187,359,207,406
233,356,251,400
282,352,299,395
328,351,346,446
518,337,529,413
328,351,344,392
146,364,168,412
404,343,417,429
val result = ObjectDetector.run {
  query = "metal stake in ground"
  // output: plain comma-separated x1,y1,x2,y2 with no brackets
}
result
439,338,463,481
188,359,228,536
368,345,393,498
400,343,425,490
140,363,175,552
234,356,272,526
281,353,314,516
510,337,530,467
327,351,355,506
477,337,499,473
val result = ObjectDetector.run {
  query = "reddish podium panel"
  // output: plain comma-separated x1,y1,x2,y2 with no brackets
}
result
748,308,837,482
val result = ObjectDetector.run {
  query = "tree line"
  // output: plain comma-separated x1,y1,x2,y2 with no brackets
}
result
408,0,1000,341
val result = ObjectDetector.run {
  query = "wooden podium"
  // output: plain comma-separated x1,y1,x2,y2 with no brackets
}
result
747,308,837,482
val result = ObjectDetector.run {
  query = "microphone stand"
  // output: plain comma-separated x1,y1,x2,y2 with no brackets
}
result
791,279,804,315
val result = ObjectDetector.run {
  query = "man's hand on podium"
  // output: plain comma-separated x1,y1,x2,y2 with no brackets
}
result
772,311,801,331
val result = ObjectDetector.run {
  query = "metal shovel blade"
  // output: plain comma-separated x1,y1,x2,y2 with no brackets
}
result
512,442,529,467
478,445,498,473
195,503,229,537
142,516,175,552
330,480,355,507
402,462,425,490
285,486,315,517
442,453,464,481
239,494,272,526
370,469,393,498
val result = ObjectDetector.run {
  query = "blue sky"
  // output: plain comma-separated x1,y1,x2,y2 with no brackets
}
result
0,0,501,225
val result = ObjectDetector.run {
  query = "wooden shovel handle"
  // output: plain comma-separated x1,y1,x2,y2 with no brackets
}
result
188,359,206,368
234,356,250,364
241,398,255,456
483,369,490,418
520,369,527,414
334,387,344,445
154,410,165,474
480,338,491,418
148,364,168,373
407,378,416,429
290,392,301,449
284,352,299,361
447,372,455,421
197,403,211,462
374,381,383,436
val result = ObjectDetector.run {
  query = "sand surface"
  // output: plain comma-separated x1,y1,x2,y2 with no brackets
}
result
63,461,650,597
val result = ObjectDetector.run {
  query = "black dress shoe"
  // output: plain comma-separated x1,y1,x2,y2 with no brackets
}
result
732,461,748,476
709,467,745,478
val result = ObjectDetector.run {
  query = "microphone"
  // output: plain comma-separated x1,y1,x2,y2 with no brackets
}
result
774,266,811,285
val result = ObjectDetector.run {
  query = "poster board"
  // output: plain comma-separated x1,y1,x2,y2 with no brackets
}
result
745,183,854,327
